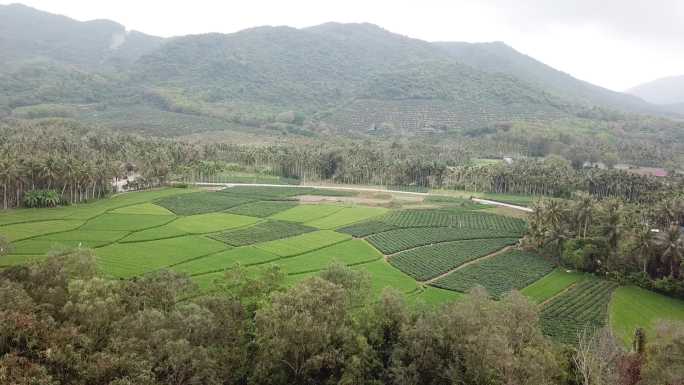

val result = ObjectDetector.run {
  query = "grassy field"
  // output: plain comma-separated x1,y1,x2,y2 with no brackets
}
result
3,186,684,347
609,285,684,346
521,269,586,303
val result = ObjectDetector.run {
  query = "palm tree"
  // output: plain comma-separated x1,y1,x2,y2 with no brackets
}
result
630,225,656,274
653,223,684,279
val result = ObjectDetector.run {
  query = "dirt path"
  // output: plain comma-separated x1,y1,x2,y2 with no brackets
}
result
194,182,430,196
471,198,533,212
423,245,515,284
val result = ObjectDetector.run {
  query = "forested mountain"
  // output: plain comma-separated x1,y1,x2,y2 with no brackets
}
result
1,3,683,166
0,3,164,69
434,41,669,115
628,75,684,106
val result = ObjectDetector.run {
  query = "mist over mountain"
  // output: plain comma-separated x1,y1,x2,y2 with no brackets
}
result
628,75,684,106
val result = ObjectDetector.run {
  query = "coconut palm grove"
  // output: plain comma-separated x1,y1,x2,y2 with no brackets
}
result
1,3,684,385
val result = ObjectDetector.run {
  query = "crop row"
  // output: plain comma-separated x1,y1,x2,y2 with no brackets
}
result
431,250,555,298
226,200,298,217
380,210,526,232
540,279,618,345
388,238,517,281
367,227,523,254
210,220,316,246
337,220,397,237
156,192,253,215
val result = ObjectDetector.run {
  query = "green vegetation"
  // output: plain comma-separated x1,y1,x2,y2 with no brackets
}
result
609,285,684,345
352,259,420,294
521,269,586,303
1,219,85,241
210,220,316,246
275,239,382,274
96,235,228,278
269,204,344,223
304,206,388,229
255,230,351,257
83,213,175,231
431,250,555,298
381,209,526,231
388,238,517,281
226,200,298,217
367,226,523,254
409,286,463,306
337,220,397,237
109,203,175,215
540,279,618,345
156,192,254,215
171,246,280,275
171,213,260,234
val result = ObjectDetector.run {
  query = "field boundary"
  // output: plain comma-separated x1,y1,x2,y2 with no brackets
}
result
470,198,533,212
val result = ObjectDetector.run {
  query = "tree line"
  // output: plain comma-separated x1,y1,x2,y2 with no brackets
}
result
0,252,682,385
524,194,684,299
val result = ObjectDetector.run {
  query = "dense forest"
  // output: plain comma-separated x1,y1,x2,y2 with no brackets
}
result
0,252,682,385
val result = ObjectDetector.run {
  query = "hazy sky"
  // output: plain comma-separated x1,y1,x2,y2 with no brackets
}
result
4,0,684,91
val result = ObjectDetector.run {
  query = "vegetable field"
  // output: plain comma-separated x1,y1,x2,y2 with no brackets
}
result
367,227,522,254
431,250,554,298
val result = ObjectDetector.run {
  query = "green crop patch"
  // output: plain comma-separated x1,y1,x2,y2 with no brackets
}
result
521,269,586,303
540,279,618,345
255,230,351,257
221,186,305,199
172,213,260,234
110,203,175,216
119,225,189,243
353,259,419,295
65,188,195,220
226,200,299,217
381,210,526,232
0,254,49,267
408,286,463,307
210,220,316,246
337,220,397,237
11,239,109,255
96,236,228,278
83,214,174,231
609,286,684,346
431,250,555,298
156,192,253,215
41,229,129,242
1,219,84,241
269,204,344,223
276,239,382,274
367,227,523,254
305,206,389,229
172,246,279,275
388,238,517,281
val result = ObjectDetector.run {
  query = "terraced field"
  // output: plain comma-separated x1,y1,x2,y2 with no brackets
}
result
3,185,684,347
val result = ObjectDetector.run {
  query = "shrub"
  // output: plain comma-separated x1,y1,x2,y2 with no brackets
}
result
23,190,61,208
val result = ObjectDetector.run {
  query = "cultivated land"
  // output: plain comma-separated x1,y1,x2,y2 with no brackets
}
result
1,186,683,346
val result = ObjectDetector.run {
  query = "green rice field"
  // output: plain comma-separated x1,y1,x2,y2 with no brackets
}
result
1,185,683,346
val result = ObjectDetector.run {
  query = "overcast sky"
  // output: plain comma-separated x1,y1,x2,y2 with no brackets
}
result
4,0,683,91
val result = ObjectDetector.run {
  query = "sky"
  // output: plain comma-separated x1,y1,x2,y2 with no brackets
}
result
3,0,684,91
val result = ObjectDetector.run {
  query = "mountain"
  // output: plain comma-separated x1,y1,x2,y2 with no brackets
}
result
433,41,661,115
0,3,164,70
627,75,684,105
1,2,682,154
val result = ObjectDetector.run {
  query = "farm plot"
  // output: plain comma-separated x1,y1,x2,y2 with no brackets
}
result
10,229,129,254
96,235,228,278
408,286,463,307
269,204,344,223
110,203,174,216
275,239,382,274
171,213,259,234
337,220,397,237
83,214,174,231
119,225,188,243
156,192,253,215
65,188,194,220
521,269,586,303
226,200,298,217
431,250,555,298
1,219,85,241
221,186,304,199
388,238,517,281
210,220,316,246
381,210,526,232
171,246,279,275
0,254,48,267
609,285,684,346
353,259,420,295
540,279,618,345
305,206,389,229
368,227,523,254
255,230,351,257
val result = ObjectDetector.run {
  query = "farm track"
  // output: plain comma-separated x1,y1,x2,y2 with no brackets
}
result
423,245,515,284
